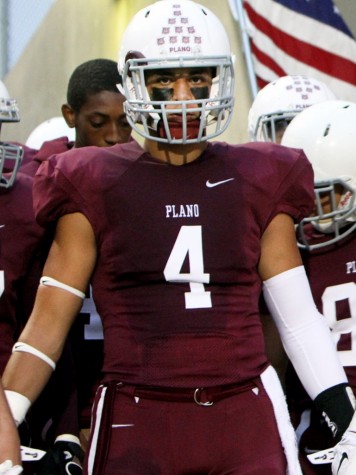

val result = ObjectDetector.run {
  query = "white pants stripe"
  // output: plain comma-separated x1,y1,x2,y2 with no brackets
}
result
261,365,303,475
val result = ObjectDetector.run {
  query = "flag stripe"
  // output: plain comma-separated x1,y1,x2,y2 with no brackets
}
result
244,2,356,84
250,28,356,101
273,0,353,35
241,0,356,101
244,0,356,62
250,43,286,77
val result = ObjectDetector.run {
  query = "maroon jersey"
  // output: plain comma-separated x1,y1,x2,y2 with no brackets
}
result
0,172,45,372
34,140,314,388
20,136,73,177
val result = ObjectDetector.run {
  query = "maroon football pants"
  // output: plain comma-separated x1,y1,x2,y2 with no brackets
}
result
85,377,287,475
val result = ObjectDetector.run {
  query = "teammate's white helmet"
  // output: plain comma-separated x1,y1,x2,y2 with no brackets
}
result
248,75,336,143
0,81,22,189
25,116,75,149
118,0,235,144
281,100,356,250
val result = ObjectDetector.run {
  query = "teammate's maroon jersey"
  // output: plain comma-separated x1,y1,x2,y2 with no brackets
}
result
0,138,73,372
286,231,356,474
20,136,73,177
34,140,314,388
0,172,45,372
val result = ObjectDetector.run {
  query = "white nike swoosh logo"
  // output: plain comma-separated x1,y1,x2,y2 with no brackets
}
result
111,424,134,428
0,225,5,228
206,178,235,188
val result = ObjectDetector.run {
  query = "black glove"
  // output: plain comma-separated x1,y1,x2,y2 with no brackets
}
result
35,440,84,475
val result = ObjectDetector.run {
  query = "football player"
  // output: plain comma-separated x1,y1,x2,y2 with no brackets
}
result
2,1,356,474
248,74,336,144
281,100,356,475
0,87,23,475
0,59,132,475
247,75,338,385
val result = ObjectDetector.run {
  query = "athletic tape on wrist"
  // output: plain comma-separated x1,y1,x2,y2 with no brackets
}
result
4,390,31,427
40,276,86,299
12,342,56,370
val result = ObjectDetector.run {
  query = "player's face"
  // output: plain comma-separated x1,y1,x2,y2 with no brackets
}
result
144,67,213,140
73,90,132,148
145,67,213,115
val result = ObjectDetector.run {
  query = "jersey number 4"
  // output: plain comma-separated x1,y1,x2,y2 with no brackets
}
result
164,226,212,309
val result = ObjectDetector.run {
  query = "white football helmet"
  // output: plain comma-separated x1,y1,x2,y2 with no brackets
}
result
118,0,235,144
25,116,75,149
0,82,22,189
248,75,336,143
281,100,356,250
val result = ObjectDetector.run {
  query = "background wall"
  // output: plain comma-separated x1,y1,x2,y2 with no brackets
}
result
2,0,356,145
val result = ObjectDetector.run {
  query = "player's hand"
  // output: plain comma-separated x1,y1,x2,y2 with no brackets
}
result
0,460,22,475
331,429,356,475
35,440,84,475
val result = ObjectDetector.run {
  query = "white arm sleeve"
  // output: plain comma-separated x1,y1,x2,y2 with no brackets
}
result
263,265,347,400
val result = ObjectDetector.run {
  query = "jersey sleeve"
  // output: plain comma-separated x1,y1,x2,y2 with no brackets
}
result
272,146,314,224
33,152,89,229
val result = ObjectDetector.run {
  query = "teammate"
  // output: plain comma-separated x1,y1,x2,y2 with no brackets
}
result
248,74,336,144
0,90,23,475
0,59,132,474
247,74,338,384
2,1,356,474
281,100,356,475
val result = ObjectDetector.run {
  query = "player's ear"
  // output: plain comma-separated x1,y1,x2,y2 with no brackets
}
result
61,103,76,128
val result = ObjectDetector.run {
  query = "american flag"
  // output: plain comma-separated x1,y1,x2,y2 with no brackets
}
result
229,0,356,100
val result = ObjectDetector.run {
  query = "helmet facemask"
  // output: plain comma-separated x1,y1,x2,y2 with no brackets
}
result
0,96,22,189
122,55,234,144
0,143,24,189
254,110,296,143
0,97,20,123
297,178,356,250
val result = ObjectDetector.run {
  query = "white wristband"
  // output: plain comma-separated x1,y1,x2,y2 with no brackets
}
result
4,390,31,427
0,460,23,475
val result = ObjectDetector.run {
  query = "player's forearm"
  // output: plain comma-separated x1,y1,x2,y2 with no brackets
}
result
2,284,84,422
2,351,54,405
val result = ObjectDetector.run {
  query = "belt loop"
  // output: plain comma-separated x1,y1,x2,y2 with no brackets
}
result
194,388,214,406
